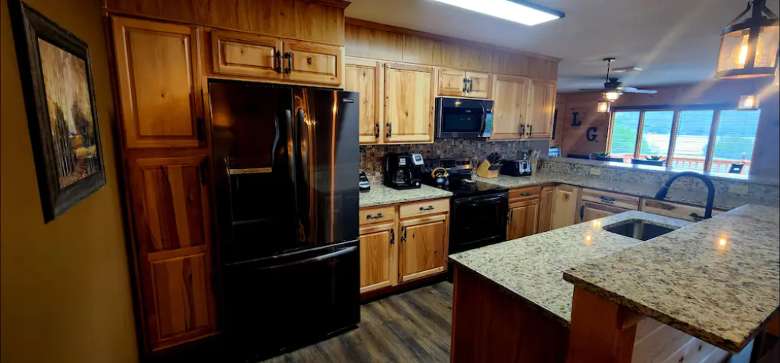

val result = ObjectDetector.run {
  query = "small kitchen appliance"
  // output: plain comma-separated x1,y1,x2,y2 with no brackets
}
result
383,153,423,189
435,97,494,139
500,151,534,177
359,171,370,192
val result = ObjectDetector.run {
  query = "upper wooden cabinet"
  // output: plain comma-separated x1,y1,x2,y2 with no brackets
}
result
528,80,556,139
383,63,435,143
112,17,204,148
127,153,217,351
208,30,343,86
437,68,491,98
345,58,382,144
211,30,282,79
491,75,530,140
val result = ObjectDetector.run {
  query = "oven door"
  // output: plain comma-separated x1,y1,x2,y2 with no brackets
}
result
450,193,508,253
435,97,493,139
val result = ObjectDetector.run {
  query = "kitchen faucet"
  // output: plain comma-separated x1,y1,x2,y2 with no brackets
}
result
654,172,715,220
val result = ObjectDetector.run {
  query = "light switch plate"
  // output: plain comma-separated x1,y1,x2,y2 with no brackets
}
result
589,167,602,176
728,184,749,195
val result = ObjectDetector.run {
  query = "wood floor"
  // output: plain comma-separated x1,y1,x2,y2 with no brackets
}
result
263,282,453,363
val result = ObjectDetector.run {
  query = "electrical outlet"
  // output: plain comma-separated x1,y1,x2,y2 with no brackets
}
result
589,167,602,176
728,184,749,195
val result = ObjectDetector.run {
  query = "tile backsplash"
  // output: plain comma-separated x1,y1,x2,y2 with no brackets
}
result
360,139,549,183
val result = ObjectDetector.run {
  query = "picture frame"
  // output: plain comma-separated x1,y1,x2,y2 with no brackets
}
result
8,0,106,222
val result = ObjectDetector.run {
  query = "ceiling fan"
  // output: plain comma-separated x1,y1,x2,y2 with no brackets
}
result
582,57,657,101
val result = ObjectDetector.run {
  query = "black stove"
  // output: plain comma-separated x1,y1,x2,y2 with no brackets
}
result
428,178,508,197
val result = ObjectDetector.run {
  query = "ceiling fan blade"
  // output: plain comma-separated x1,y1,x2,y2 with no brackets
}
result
622,87,657,94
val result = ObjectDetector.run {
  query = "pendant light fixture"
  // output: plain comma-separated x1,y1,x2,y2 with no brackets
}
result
596,100,610,113
717,0,779,79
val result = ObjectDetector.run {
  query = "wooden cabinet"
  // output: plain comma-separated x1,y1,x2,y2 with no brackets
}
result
112,17,204,149
345,58,382,144
211,30,281,79
551,184,580,229
358,199,449,295
399,214,448,283
507,199,539,240
538,186,554,232
640,199,721,222
359,222,397,293
491,75,530,140
127,153,217,351
209,30,343,86
437,68,491,98
384,63,435,143
527,80,556,139
578,189,639,222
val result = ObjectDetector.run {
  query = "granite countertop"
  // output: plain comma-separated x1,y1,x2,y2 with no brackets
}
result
563,204,780,353
449,211,690,326
359,183,453,208
473,175,560,188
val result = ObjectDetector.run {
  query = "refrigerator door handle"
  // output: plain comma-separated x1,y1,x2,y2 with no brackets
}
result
253,245,357,271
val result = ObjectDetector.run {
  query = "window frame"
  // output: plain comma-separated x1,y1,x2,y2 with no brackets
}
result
607,103,758,174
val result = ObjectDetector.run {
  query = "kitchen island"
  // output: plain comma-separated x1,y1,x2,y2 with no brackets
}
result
449,204,779,363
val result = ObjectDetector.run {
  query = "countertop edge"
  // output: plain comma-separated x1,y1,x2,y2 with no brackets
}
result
451,259,571,328
562,271,762,353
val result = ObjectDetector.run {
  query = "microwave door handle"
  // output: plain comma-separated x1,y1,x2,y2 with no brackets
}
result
479,103,487,135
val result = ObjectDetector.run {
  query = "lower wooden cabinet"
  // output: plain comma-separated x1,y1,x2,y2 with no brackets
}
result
358,199,449,295
507,199,539,240
399,214,448,283
551,184,580,229
359,222,397,293
537,186,554,232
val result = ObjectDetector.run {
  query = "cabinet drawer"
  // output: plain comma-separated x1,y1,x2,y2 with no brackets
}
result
640,199,719,221
581,188,639,210
284,40,342,85
509,186,542,202
359,206,396,225
400,198,449,219
211,30,282,79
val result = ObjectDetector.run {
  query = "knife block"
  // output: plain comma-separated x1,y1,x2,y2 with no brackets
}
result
476,160,498,178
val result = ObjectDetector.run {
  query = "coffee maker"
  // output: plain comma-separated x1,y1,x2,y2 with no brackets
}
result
383,153,423,189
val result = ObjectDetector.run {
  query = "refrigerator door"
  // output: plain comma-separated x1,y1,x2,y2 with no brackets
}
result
291,88,359,248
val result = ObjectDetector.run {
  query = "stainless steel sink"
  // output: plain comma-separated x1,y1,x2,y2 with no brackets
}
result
603,219,679,241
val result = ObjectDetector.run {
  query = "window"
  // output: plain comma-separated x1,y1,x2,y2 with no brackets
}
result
607,107,761,175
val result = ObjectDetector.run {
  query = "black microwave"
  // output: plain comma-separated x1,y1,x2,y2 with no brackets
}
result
435,97,494,139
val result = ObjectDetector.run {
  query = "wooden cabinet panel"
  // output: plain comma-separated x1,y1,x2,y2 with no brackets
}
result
466,71,491,98
283,40,342,85
383,63,435,143
345,23,403,61
538,186,554,233
399,214,448,283
507,199,539,240
528,80,556,139
640,199,720,222
210,30,281,79
359,222,397,293
399,198,449,219
491,75,530,140
580,202,630,222
491,50,529,76
345,58,382,144
359,205,395,225
148,248,216,347
402,34,441,65
440,41,492,72
438,68,467,96
112,17,203,148
508,185,542,203
581,188,640,210
551,185,579,229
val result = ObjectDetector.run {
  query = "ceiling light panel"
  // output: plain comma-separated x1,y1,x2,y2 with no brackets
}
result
432,0,564,26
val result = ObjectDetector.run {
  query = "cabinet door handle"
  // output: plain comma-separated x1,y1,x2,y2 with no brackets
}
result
385,123,392,138
273,50,282,73
579,205,585,221
528,125,533,136
389,229,395,244
401,227,407,242
468,78,473,93
520,124,525,135
463,78,468,93
419,205,435,211
283,52,292,74
374,123,380,138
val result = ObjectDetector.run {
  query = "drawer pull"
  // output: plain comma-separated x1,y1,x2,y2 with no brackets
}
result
600,196,616,204
419,205,435,211
366,213,384,220
519,192,531,197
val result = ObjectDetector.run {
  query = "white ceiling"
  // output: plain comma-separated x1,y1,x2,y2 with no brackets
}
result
345,0,780,91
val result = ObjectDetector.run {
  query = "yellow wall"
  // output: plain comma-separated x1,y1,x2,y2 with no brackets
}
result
1,0,138,362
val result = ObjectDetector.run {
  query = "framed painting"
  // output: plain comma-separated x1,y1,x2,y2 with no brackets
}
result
8,0,105,222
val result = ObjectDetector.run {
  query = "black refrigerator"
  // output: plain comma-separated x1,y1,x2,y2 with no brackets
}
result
208,80,359,361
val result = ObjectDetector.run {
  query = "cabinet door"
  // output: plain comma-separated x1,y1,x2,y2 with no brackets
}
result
211,30,282,79
466,71,491,98
491,75,530,140
112,17,203,148
438,68,466,96
359,222,397,293
345,58,382,144
528,80,556,139
551,185,579,229
538,186,554,232
128,153,217,351
283,40,342,86
384,63,435,143
507,199,539,240
399,214,448,283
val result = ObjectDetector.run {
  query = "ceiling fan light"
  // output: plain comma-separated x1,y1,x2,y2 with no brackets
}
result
604,91,621,101
596,101,610,113
716,0,779,79
738,94,759,109
431,0,564,26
